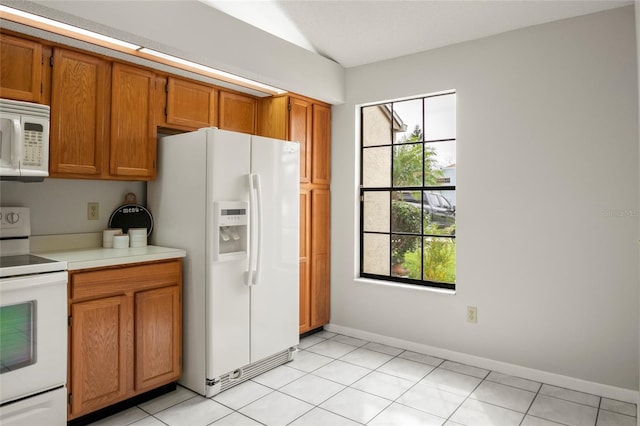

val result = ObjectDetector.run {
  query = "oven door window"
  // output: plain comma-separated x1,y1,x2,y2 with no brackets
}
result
0,301,36,373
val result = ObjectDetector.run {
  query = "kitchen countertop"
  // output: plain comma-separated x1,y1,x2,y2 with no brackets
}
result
34,245,186,271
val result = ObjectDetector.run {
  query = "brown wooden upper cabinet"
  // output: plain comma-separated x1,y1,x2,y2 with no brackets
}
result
48,49,158,180
219,90,257,134
311,103,331,185
257,95,330,184
50,48,109,177
156,76,217,131
0,34,43,103
110,63,157,179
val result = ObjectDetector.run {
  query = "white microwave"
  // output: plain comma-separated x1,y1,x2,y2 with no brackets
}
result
0,99,50,182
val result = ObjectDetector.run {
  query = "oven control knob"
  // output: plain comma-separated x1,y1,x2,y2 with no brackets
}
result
6,212,20,224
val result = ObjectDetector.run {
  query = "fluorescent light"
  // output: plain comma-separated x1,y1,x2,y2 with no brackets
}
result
0,5,287,95
139,48,287,95
0,5,141,50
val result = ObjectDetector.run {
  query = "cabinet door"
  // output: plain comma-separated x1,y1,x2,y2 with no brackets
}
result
135,285,181,392
70,295,128,417
50,48,109,176
256,96,287,139
0,34,42,102
218,90,256,134
310,188,330,329
166,77,217,129
299,188,311,333
311,104,331,185
110,63,156,179
289,97,313,183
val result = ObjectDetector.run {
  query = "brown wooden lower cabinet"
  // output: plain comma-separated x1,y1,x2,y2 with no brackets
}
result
299,186,330,333
67,259,182,420
310,188,330,329
299,189,311,333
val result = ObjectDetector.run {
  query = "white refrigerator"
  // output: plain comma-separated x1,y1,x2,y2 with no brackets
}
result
148,128,299,397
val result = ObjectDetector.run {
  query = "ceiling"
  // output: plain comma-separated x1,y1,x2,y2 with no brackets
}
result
201,0,633,68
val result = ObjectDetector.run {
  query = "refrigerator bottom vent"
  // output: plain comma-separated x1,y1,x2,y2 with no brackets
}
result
207,347,297,397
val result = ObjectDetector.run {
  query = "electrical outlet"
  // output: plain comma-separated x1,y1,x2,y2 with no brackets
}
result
87,202,99,220
467,306,478,323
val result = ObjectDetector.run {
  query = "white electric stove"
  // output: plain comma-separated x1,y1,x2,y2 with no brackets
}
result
0,207,68,425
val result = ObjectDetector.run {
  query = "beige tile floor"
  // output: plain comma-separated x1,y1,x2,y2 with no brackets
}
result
90,331,637,426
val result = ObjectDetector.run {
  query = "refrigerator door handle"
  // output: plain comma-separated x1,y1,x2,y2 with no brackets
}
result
245,174,256,286
245,173,263,286
252,173,263,286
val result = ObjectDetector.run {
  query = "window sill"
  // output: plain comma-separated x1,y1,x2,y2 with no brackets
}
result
354,277,456,295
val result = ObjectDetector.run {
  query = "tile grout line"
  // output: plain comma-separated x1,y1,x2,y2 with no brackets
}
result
518,380,544,426
593,395,602,426
440,369,488,425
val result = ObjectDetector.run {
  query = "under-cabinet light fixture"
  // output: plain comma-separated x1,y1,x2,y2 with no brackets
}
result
137,48,286,95
0,5,287,96
0,5,141,50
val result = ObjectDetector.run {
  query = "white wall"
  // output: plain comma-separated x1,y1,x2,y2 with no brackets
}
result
10,0,345,104
0,179,145,235
332,6,639,391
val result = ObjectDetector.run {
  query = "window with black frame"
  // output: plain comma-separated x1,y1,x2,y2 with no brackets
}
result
360,92,456,290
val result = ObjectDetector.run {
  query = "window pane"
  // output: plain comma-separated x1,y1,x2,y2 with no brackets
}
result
423,189,456,236
392,99,422,144
391,192,422,234
363,191,390,233
391,235,421,278
424,94,456,140
362,146,391,187
393,143,423,187
423,237,456,283
1,302,35,373
363,233,390,275
425,140,456,186
362,104,391,147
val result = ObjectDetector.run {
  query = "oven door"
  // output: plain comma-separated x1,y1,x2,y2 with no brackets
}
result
0,271,67,403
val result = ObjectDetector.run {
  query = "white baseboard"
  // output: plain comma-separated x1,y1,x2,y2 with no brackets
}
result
324,323,639,405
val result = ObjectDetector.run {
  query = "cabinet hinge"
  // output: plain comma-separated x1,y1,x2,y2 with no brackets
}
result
50,56,54,67
360,195,364,202
68,393,72,405
41,53,44,65
164,107,167,117
288,103,292,111
68,316,72,327
165,84,169,93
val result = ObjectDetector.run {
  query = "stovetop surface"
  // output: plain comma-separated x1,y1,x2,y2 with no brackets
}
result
0,254,59,268
0,254,67,278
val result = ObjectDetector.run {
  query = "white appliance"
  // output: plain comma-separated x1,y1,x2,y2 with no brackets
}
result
0,99,50,182
148,128,299,397
0,207,67,426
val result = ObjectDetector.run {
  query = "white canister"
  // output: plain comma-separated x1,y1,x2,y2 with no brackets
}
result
103,228,123,248
128,228,147,237
128,228,148,247
112,234,130,249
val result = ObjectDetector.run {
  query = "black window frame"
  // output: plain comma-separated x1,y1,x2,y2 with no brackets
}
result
359,92,456,291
